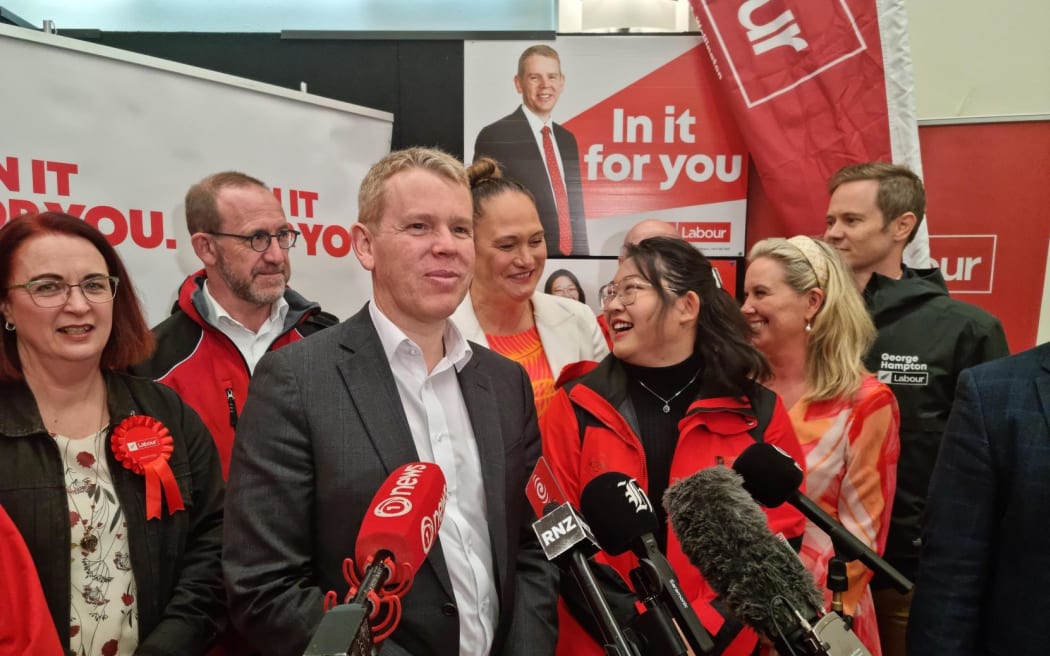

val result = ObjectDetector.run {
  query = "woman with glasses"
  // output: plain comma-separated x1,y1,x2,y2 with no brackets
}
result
543,268,586,304
742,236,900,655
451,158,607,417
0,212,225,655
541,236,807,656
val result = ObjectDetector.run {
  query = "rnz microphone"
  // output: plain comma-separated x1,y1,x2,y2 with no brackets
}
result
732,443,912,594
580,472,714,656
527,458,639,656
665,465,870,656
305,462,447,656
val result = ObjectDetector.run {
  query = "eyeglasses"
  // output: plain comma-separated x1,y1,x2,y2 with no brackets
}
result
207,228,300,252
600,275,675,308
8,275,119,308
552,285,579,297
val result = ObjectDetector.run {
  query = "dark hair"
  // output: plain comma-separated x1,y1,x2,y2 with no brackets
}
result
466,157,535,221
543,268,586,304
185,170,269,234
624,236,769,397
0,212,155,382
828,162,926,245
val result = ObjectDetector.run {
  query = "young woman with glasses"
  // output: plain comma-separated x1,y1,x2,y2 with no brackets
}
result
540,236,808,656
0,212,225,655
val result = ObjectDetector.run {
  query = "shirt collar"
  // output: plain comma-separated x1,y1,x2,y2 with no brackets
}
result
369,299,473,372
202,279,288,331
521,104,553,133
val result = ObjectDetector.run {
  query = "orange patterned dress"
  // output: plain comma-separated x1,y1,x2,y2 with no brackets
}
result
789,374,900,656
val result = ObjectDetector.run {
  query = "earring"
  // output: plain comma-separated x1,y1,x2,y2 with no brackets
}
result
805,321,812,333
3,321,14,331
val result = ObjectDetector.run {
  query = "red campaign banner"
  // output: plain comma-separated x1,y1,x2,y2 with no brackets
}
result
928,235,996,294
688,0,929,264
563,45,747,219
465,37,751,258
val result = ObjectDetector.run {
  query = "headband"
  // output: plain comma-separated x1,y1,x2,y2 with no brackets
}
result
786,236,829,289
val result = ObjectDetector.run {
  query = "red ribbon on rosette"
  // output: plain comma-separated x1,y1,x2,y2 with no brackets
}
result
111,416,185,520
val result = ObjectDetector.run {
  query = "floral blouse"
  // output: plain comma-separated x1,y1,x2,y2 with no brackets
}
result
54,427,139,656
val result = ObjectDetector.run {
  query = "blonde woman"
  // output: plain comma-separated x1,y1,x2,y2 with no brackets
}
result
742,235,900,655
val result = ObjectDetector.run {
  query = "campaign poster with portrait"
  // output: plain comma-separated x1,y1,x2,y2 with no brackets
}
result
464,36,749,259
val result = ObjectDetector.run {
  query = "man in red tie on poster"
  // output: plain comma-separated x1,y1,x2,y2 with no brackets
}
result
473,44,589,257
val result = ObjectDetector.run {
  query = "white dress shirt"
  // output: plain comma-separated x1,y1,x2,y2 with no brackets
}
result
202,281,288,373
521,104,567,194
369,301,498,656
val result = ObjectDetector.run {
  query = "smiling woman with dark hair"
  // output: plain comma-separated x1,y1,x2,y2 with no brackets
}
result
541,236,807,656
451,158,606,418
543,268,586,304
0,212,225,655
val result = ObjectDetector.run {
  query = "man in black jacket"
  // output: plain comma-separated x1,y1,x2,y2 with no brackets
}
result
823,162,1008,656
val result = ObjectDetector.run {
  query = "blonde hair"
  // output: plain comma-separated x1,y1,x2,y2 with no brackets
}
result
517,45,562,79
748,236,875,402
357,147,468,228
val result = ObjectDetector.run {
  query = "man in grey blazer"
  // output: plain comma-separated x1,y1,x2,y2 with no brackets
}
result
223,147,558,656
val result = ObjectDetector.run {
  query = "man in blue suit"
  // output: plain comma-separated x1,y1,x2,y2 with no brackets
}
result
473,44,589,257
907,342,1050,655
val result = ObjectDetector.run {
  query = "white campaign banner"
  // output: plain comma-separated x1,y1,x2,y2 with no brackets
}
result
0,24,392,325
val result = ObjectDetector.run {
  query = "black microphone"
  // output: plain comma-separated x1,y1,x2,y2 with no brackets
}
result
732,443,913,594
580,472,715,656
528,462,640,656
665,465,871,656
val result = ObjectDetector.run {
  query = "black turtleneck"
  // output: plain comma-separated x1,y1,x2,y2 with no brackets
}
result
622,352,704,546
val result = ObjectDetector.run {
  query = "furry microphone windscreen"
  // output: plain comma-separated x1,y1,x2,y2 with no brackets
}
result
664,465,823,637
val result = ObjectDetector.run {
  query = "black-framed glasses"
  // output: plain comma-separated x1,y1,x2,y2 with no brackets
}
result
207,228,300,252
600,275,678,308
8,275,119,308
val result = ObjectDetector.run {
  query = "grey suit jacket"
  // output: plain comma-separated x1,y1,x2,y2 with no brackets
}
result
222,304,557,656
908,342,1050,655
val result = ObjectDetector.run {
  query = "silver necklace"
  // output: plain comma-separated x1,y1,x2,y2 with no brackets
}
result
636,367,703,414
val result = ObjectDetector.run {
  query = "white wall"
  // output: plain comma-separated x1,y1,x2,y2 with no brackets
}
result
906,1,1050,119
906,1,1050,345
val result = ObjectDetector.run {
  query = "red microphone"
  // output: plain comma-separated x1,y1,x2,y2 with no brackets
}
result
328,462,447,643
525,456,568,519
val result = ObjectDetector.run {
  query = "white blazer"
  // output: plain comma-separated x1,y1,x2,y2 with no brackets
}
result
451,291,609,382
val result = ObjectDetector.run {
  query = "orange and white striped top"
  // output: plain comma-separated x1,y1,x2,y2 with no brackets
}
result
790,374,900,656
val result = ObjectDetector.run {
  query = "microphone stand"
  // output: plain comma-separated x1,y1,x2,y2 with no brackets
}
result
569,550,642,656
825,554,850,627
800,495,913,594
628,563,690,656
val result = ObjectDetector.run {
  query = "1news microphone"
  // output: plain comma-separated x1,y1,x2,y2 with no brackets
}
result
732,443,913,594
305,462,447,656
527,458,640,656
665,465,871,656
580,472,715,656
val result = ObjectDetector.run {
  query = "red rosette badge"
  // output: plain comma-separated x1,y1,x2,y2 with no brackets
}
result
111,416,185,520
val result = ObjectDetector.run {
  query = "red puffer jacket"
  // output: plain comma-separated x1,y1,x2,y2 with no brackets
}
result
540,355,807,656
